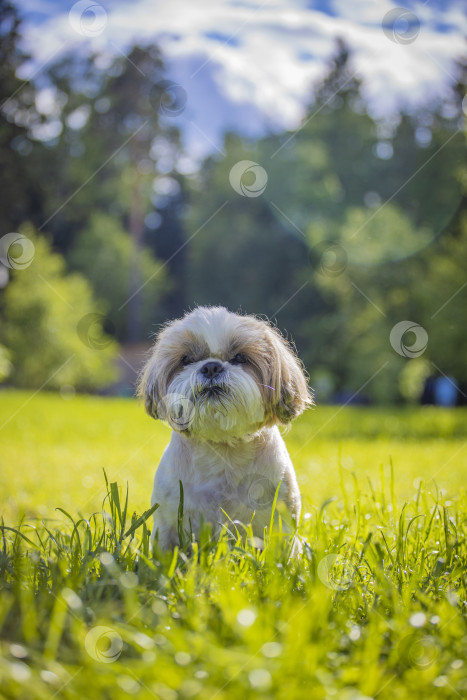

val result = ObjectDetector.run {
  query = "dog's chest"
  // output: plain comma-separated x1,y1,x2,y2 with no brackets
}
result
185,442,265,513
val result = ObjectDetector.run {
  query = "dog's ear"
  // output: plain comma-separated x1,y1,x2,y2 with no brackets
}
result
137,317,191,422
137,350,162,420
265,328,313,424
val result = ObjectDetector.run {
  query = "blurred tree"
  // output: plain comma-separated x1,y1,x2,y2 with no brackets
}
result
0,344,11,382
68,212,170,340
185,39,466,403
416,212,467,387
307,203,467,403
1,26,465,402
0,0,45,234
0,224,118,390
185,41,378,373
39,46,186,340
185,133,317,343
264,39,377,232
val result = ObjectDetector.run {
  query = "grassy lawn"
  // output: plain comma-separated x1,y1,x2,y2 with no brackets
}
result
0,390,466,699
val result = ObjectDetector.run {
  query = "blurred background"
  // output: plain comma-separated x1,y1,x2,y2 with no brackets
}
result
0,0,466,405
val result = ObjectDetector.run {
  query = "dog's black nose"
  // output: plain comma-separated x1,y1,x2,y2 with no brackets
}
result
200,361,223,379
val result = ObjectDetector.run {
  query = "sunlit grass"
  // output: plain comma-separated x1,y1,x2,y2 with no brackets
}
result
0,390,466,699
1,391,466,521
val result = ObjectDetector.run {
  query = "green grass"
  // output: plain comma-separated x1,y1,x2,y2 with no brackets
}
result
0,390,466,699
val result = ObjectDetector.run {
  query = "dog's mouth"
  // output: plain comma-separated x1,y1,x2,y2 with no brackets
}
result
196,383,229,399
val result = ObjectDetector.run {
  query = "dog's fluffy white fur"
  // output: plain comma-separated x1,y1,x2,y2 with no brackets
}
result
138,306,313,550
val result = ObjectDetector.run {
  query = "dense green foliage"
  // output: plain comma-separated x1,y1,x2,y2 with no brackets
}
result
185,53,467,402
0,0,466,401
69,213,170,340
0,227,117,389
0,393,466,699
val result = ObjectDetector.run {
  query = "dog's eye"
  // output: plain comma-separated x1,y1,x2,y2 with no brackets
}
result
230,353,247,365
181,355,193,366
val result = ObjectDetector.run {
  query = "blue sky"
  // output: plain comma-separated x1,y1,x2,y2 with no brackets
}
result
13,0,467,156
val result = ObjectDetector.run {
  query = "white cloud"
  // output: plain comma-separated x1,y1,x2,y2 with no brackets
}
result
15,0,467,153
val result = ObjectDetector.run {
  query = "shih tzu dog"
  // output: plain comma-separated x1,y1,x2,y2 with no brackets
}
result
138,306,313,550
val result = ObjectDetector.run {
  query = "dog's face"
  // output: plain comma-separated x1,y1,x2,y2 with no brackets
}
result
138,306,312,442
